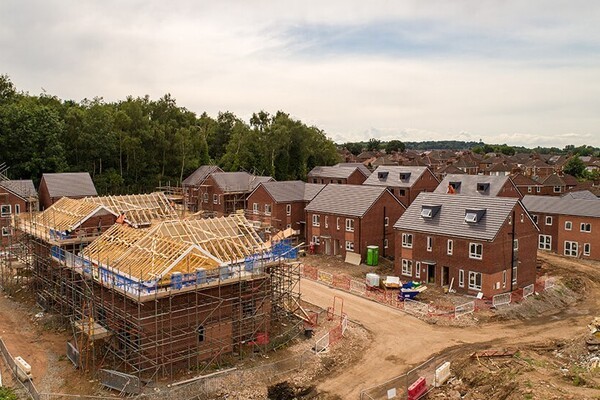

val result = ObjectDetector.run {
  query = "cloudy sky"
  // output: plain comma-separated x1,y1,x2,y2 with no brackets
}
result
1,1,599,147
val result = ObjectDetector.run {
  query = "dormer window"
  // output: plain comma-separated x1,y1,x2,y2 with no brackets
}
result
465,208,486,223
421,205,441,219
377,171,389,180
476,183,490,193
399,172,411,180
449,182,461,190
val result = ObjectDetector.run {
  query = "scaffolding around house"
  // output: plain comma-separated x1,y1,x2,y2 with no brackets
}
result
4,209,302,380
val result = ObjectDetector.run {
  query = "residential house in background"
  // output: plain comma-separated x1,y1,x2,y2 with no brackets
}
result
305,185,405,260
394,193,538,297
362,166,440,207
538,173,578,196
0,179,38,246
246,181,325,241
522,194,600,260
307,164,371,185
38,172,98,210
511,173,543,196
182,165,223,211
434,174,522,198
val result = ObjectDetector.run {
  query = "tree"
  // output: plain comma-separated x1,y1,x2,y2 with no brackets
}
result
563,156,586,178
344,142,363,155
385,140,405,153
367,138,381,151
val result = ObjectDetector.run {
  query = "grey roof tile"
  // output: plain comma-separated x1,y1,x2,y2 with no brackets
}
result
394,193,520,241
363,166,431,188
41,173,97,198
305,184,402,217
182,165,223,186
211,172,273,193
258,181,325,203
434,174,514,196
334,163,372,177
0,179,37,199
308,166,360,179
523,195,600,218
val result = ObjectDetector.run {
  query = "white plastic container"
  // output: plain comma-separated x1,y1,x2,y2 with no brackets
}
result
365,273,380,287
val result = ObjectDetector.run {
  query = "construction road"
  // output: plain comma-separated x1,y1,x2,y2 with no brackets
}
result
299,276,597,399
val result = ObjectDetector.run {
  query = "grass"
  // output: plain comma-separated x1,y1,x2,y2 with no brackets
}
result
0,387,18,400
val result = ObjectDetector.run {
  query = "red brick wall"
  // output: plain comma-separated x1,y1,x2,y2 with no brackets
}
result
0,190,29,247
557,215,600,260
499,181,522,198
347,170,368,185
529,212,559,252
394,203,537,297
407,169,440,206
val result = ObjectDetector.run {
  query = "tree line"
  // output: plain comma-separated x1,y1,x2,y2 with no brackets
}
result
0,75,340,194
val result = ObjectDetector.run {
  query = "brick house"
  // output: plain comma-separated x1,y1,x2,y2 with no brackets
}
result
394,193,538,297
182,165,223,211
307,164,370,185
538,173,578,196
511,173,543,196
434,174,522,198
522,194,600,260
246,181,325,241
39,172,98,210
195,172,273,217
305,185,405,260
0,180,38,247
362,166,440,207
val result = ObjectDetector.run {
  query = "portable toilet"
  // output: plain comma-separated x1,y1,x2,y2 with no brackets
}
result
367,245,379,266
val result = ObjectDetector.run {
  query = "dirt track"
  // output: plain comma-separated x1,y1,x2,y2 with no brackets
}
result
300,252,600,398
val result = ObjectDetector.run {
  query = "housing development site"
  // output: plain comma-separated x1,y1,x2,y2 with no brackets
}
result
1,170,600,399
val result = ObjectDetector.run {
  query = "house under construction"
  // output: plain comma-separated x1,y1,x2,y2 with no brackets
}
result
7,193,301,379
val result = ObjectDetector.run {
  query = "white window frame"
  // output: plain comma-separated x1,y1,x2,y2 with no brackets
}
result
311,235,320,245
458,269,464,288
203,193,208,203
553,186,561,193
402,233,413,248
312,214,320,227
580,223,591,233
502,270,507,289
545,216,553,226
415,262,421,279
336,217,340,230
0,205,11,216
512,265,518,285
426,236,432,252
213,194,218,204
538,234,551,250
565,221,572,230
252,203,258,214
1,226,11,237
536,186,541,193
14,204,20,214
325,216,329,228
384,217,389,227
384,238,389,249
532,215,538,224
447,239,453,255
583,243,591,256
345,218,354,232
286,204,291,216
513,239,518,251
264,204,272,216
286,224,291,229
469,243,483,260
564,241,578,257
527,186,532,193
345,241,354,251
468,271,482,291
401,259,413,277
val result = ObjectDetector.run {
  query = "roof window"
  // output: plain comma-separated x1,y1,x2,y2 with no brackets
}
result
377,171,389,180
399,172,411,181
421,204,441,219
465,208,486,223
476,183,490,193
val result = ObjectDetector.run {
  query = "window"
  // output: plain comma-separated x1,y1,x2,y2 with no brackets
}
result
580,223,591,233
538,234,551,250
565,221,572,230
325,216,329,228
545,216,553,226
345,241,354,251
252,203,258,214
286,204,291,216
197,325,205,342
447,239,453,255
312,214,320,227
468,271,482,290
520,213,524,223
384,238,389,249
0,205,11,216
584,243,591,256
401,259,413,276
512,264,518,285
399,189,406,196
1,227,11,237
527,186,532,193
415,262,421,279
426,237,432,252
502,270,507,288
402,233,413,248
213,194,218,204
286,224,291,229
345,218,354,232
384,217,389,227
513,239,519,251
264,204,272,216
338,180,343,184
469,243,483,259
336,217,340,230
311,235,320,245
15,204,20,215
203,193,208,203
508,215,512,225
458,269,464,288
564,241,578,257
532,215,538,224
553,186,561,193
536,186,541,193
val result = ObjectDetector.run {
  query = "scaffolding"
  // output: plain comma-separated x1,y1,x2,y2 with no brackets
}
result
5,208,302,380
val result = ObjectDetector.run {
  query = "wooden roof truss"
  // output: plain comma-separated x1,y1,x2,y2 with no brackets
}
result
84,192,178,227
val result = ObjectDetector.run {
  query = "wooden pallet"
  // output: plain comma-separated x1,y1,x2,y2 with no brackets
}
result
470,348,517,358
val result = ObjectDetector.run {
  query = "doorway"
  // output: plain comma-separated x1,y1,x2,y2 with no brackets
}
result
442,266,450,286
427,264,436,284
333,239,339,256
325,239,331,256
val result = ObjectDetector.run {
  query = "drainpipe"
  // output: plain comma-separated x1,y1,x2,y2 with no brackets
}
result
510,209,516,292
382,206,387,258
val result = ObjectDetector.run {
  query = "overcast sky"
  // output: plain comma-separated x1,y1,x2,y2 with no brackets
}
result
2,1,599,147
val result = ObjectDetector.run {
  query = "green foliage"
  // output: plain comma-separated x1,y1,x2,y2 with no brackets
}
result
563,156,586,178
343,142,363,155
0,75,340,192
0,387,18,400
367,138,381,151
385,139,405,153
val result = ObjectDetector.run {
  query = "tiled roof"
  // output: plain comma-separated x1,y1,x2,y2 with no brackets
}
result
182,165,223,186
363,166,432,188
41,172,97,198
0,179,37,199
562,190,598,200
334,163,372,177
308,166,361,179
257,181,325,203
434,174,515,196
523,195,600,218
211,172,273,193
306,184,402,217
511,173,540,186
394,193,521,241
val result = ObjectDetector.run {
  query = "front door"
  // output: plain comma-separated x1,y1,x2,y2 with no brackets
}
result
427,264,436,284
325,239,331,256
442,266,450,286
333,240,339,256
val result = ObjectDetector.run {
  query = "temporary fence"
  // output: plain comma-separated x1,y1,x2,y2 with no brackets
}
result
454,301,475,318
313,314,349,354
545,277,556,290
0,338,41,400
523,283,535,298
403,299,429,316
492,292,512,307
